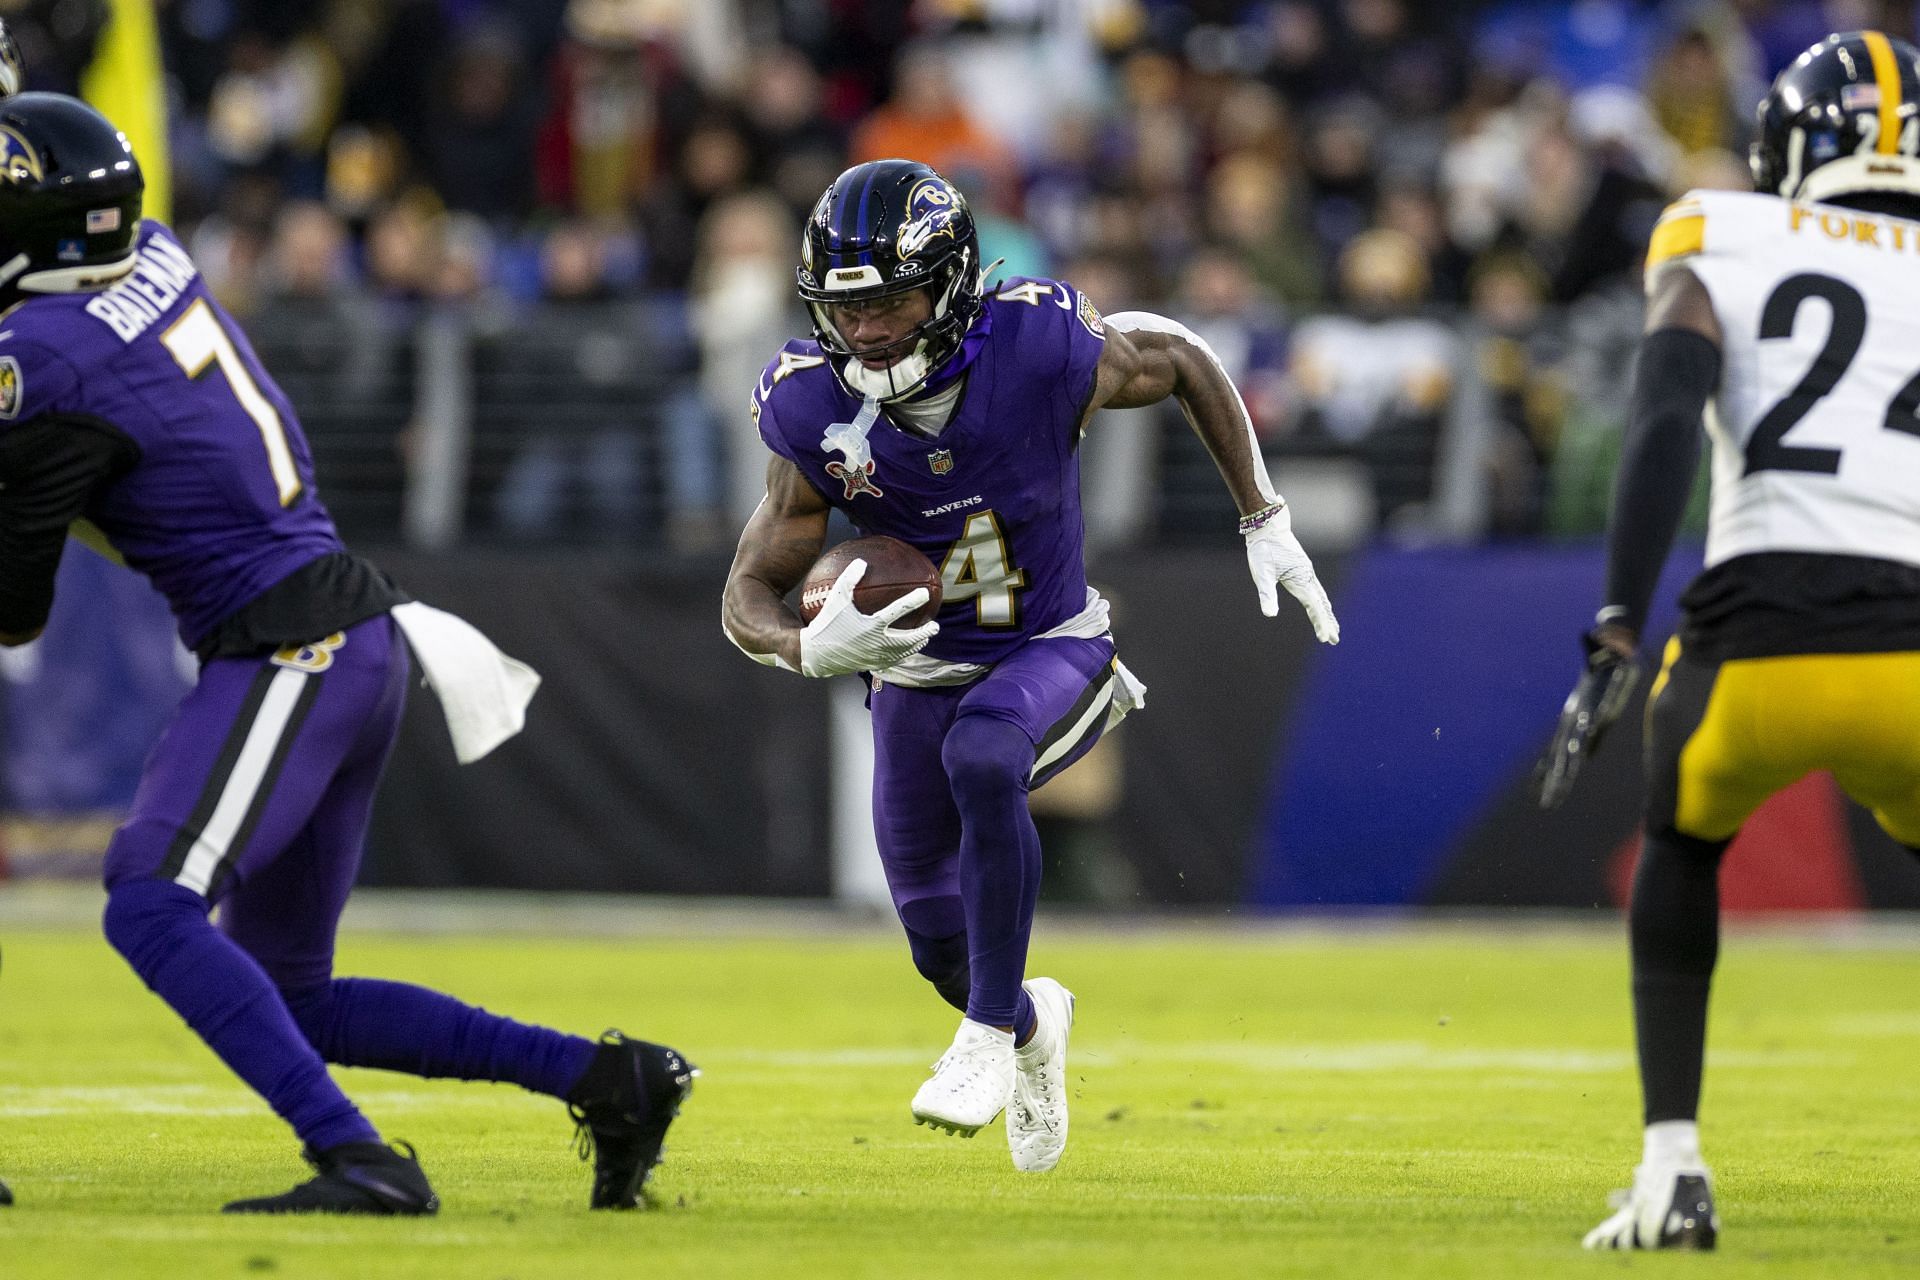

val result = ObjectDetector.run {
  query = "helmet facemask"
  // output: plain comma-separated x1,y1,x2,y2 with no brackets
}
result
806,250,974,401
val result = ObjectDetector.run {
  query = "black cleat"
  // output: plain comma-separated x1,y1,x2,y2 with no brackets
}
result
1663,1174,1719,1250
222,1141,439,1215
0,1176,11,1206
1584,1164,1719,1250
566,1030,697,1209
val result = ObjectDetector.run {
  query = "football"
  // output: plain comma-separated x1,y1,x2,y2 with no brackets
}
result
799,535,942,627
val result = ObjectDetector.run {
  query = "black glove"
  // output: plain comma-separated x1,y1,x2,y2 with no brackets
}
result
1533,629,1641,810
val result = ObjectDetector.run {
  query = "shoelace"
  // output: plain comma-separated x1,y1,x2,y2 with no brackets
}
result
929,1045,999,1095
570,1105,596,1163
1014,1069,1061,1133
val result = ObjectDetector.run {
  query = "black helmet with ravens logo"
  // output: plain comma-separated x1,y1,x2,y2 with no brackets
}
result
0,93,142,296
797,158,984,402
1752,30,1920,207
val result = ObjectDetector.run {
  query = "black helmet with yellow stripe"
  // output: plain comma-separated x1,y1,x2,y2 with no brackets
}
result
1753,31,1920,203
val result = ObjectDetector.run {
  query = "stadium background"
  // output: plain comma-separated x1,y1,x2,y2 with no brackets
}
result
3,0,1914,913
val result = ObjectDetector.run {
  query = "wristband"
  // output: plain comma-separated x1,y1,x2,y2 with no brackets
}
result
1237,501,1287,536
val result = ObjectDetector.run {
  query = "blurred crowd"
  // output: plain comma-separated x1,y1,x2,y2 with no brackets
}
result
8,0,1904,547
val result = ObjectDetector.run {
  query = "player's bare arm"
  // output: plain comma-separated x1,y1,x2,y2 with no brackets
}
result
1083,312,1340,643
1645,262,1721,344
1084,324,1272,518
722,456,832,671
723,455,938,677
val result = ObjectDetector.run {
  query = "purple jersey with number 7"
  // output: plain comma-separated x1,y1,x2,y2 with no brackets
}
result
0,219,343,646
751,276,1109,666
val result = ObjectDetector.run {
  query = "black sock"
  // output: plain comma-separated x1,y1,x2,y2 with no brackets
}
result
1628,828,1730,1125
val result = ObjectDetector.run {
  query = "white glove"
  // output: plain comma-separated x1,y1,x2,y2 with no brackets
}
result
1244,502,1340,644
799,558,940,678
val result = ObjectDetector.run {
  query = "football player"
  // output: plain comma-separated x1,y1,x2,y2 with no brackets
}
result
722,159,1339,1171
1540,31,1920,1251
0,94,694,1213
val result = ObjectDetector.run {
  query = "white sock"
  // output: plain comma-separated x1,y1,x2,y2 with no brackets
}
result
960,1018,1014,1047
1643,1120,1702,1167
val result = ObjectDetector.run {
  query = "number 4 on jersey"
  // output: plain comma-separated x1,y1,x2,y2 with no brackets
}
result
940,511,1026,627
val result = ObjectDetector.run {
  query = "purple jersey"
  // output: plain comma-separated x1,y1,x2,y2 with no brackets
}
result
0,220,343,646
754,276,1108,665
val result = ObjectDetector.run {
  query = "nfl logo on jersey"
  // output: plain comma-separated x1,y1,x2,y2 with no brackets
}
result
928,449,953,475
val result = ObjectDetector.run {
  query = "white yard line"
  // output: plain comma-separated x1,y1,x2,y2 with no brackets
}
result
0,1037,1843,1119
7,881,1920,946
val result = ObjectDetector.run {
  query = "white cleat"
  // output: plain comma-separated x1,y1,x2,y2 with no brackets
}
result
911,1018,1016,1137
1008,977,1075,1173
1583,1162,1719,1251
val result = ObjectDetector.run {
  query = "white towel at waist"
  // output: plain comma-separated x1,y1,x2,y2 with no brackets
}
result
1106,655,1147,731
390,601,541,764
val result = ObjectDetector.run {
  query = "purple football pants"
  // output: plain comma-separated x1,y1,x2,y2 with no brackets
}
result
100,615,596,1154
870,633,1119,1030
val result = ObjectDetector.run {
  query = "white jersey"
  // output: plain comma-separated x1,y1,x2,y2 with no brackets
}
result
1648,189,1920,571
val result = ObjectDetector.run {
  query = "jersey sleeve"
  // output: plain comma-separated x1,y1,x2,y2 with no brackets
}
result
1055,279,1107,422
0,333,82,429
990,277,1107,431
750,343,833,466
1643,194,1708,288
749,374,796,466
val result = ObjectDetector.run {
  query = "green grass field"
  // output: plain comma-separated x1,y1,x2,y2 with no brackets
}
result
3,904,1920,1278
